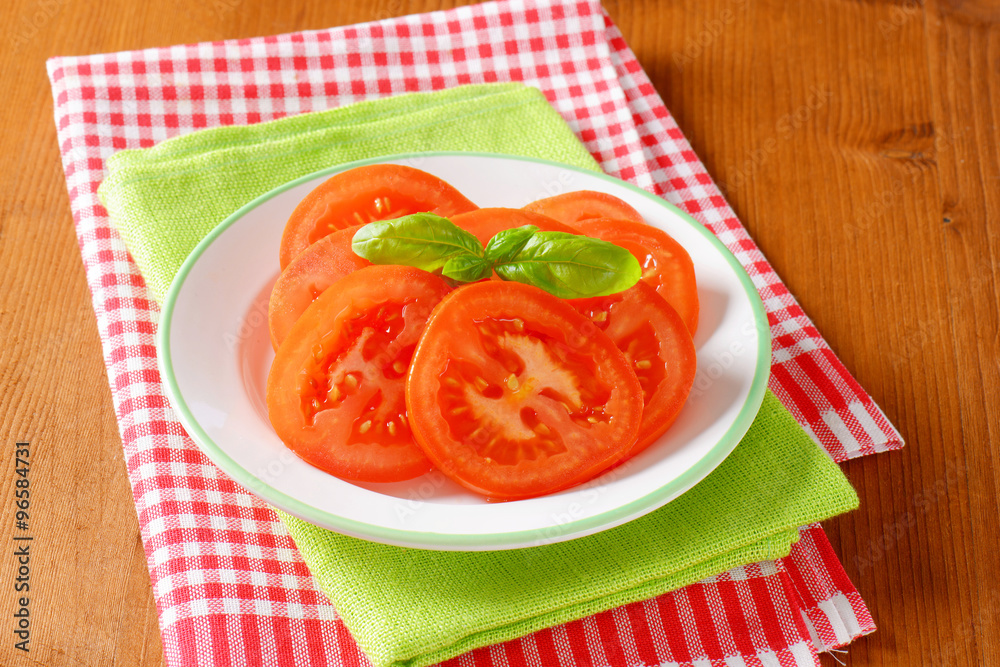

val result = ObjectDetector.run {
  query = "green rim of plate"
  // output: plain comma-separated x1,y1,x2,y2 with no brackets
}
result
157,151,771,550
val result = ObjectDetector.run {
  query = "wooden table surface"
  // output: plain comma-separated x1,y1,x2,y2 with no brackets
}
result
1,0,997,665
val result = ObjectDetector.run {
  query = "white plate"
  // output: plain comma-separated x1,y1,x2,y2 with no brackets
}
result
158,152,770,551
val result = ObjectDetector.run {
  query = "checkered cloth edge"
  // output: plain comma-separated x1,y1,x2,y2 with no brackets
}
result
46,0,892,665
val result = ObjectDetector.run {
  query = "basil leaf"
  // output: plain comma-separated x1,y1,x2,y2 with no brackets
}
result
483,225,538,264
351,213,484,273
494,231,641,298
442,254,493,283
352,214,642,299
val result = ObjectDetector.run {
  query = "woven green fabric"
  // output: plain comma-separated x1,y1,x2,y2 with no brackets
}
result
98,83,859,667
100,83,595,302
281,391,857,667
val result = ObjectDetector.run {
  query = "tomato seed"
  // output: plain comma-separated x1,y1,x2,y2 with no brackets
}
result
359,420,372,434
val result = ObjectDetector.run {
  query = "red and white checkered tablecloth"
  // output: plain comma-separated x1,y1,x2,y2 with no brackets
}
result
47,0,902,665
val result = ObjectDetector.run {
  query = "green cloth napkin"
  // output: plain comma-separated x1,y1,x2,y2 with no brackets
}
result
98,82,859,667
101,83,593,302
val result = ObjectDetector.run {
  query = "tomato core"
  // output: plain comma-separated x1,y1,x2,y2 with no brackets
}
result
298,300,414,443
267,265,450,482
435,316,618,467
406,281,643,500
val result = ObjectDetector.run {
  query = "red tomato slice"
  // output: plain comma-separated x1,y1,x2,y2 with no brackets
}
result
576,218,699,335
268,225,370,351
406,281,643,501
522,190,645,226
279,165,478,269
267,265,451,483
570,282,696,457
450,207,579,245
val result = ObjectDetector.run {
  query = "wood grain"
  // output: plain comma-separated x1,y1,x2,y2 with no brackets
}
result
0,0,996,665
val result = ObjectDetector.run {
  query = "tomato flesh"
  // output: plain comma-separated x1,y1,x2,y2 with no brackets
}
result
279,165,478,269
450,207,579,245
406,281,643,500
571,282,696,457
576,218,699,335
268,224,370,350
267,265,451,483
522,190,645,226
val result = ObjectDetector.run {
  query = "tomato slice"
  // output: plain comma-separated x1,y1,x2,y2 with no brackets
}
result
450,207,579,245
406,281,643,501
267,265,451,483
570,282,696,457
279,165,478,269
522,190,645,226
576,218,699,335
268,225,370,351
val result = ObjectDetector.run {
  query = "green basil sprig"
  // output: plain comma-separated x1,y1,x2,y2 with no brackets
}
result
351,213,485,275
351,214,641,298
